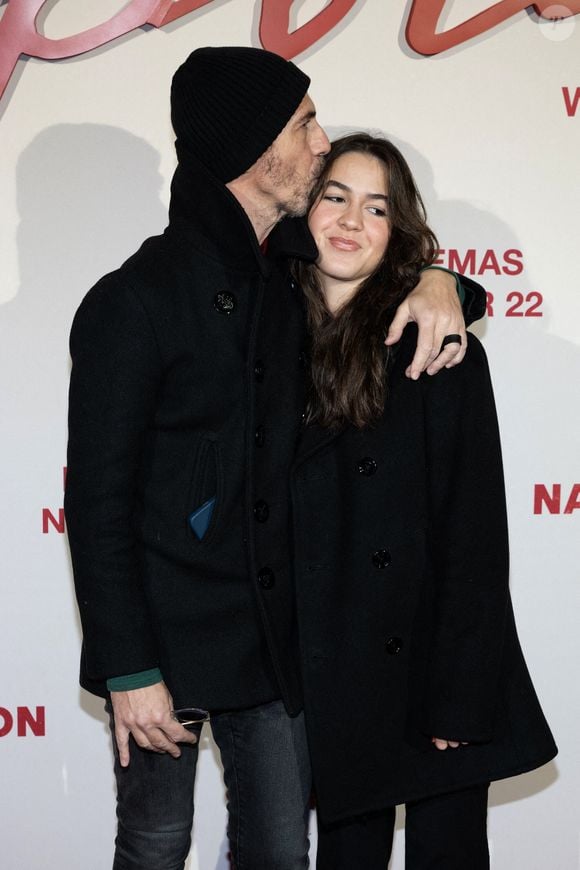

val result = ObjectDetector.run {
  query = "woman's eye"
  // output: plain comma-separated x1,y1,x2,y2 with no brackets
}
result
368,206,387,217
323,195,344,203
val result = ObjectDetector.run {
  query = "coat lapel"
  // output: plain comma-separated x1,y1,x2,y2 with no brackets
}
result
292,422,345,472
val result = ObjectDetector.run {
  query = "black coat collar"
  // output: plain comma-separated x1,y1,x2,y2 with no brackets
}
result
168,149,318,277
267,215,319,264
169,152,268,276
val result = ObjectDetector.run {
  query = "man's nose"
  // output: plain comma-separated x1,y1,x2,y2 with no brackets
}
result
312,122,330,156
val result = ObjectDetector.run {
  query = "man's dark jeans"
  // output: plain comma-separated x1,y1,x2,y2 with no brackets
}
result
108,700,312,870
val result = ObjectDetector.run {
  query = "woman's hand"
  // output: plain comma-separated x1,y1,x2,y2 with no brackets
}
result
385,269,466,379
432,737,469,750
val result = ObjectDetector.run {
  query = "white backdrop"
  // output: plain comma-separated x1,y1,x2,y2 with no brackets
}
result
1,2,579,868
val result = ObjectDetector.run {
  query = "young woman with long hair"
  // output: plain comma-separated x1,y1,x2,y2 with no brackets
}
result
290,134,556,868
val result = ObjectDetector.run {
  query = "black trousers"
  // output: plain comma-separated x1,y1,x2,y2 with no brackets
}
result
316,784,490,870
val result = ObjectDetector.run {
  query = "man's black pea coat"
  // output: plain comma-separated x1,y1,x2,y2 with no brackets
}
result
65,157,317,712
291,326,557,824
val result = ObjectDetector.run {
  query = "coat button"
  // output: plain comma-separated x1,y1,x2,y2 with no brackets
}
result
257,567,275,589
357,457,377,477
213,291,236,315
372,549,391,569
254,360,265,382
255,425,265,447
298,352,308,370
253,500,269,522
385,636,403,655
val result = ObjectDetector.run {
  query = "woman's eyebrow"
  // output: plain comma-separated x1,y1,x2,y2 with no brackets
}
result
325,179,388,201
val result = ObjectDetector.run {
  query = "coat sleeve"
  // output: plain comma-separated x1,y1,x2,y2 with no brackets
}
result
420,332,510,742
64,275,162,681
457,274,487,327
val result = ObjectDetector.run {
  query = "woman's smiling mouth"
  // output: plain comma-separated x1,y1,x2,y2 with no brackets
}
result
328,236,361,251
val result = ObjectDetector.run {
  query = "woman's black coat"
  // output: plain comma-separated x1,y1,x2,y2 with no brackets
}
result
291,326,556,824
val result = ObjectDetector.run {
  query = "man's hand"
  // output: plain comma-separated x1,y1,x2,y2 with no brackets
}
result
385,269,466,380
110,681,198,767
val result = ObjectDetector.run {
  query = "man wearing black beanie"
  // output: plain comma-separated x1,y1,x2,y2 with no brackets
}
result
65,46,485,869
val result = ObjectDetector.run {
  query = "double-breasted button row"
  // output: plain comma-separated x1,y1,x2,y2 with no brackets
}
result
357,457,377,477
213,291,236,315
257,567,275,589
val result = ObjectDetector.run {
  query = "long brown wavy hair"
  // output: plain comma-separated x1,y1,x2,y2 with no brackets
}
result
295,133,438,429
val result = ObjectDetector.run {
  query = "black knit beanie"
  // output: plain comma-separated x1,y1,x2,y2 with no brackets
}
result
171,46,311,183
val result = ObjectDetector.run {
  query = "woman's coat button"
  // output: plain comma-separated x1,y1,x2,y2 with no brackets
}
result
372,549,391,569
385,637,403,655
357,457,377,476
257,567,275,589
253,500,269,522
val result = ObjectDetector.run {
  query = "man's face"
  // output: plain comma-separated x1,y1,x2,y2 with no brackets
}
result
255,94,330,217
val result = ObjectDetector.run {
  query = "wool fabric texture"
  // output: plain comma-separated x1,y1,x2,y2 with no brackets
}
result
170,46,310,182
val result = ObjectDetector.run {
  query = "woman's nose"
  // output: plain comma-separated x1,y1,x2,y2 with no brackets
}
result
339,207,362,230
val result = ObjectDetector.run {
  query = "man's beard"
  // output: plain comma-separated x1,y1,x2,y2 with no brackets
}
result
260,147,324,218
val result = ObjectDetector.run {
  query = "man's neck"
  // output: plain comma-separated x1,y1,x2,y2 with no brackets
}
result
226,178,285,244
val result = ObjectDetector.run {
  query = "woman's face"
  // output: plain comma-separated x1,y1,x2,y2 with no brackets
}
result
308,151,390,311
